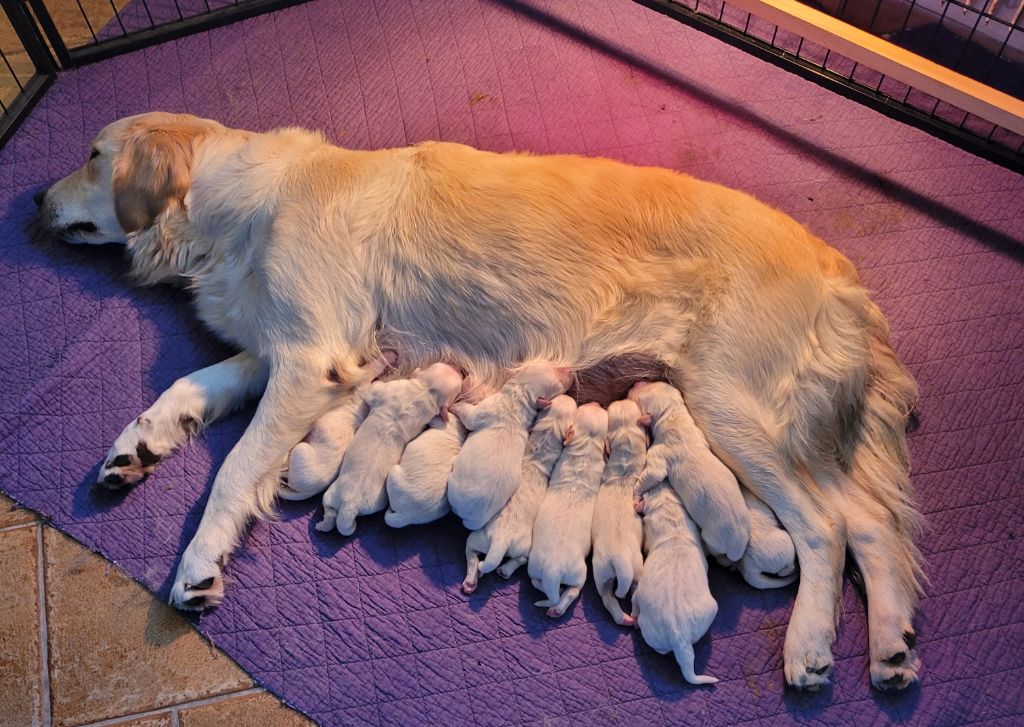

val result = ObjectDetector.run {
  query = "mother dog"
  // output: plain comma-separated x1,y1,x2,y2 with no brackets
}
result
37,112,921,691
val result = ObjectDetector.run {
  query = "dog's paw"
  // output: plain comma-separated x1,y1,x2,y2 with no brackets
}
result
870,629,920,690
784,623,835,690
98,415,188,489
169,546,225,611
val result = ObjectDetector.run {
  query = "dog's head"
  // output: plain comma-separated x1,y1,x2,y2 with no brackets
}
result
36,112,224,245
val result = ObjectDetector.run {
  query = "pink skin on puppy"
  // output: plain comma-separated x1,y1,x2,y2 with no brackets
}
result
529,402,609,618
632,482,719,686
384,415,467,528
317,363,463,535
462,395,577,595
628,381,751,562
448,361,574,531
591,399,646,626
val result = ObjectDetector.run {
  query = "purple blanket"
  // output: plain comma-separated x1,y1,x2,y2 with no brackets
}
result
2,0,1022,724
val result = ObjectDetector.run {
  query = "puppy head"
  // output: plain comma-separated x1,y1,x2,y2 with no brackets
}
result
569,402,609,444
37,112,224,246
607,399,648,450
509,360,574,404
416,362,464,413
530,394,577,441
627,381,681,421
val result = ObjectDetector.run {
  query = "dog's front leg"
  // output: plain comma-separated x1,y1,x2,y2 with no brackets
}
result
168,357,346,610
99,352,269,489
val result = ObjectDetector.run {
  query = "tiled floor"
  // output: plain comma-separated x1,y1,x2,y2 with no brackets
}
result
0,493,311,727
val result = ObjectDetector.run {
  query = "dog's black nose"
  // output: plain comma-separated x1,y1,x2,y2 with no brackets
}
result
33,187,48,208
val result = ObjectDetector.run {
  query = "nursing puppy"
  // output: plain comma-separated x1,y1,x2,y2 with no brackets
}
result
384,415,466,528
529,402,609,617
447,361,573,531
317,363,463,535
629,381,750,562
734,488,798,589
462,395,577,594
279,387,370,501
591,399,646,626
633,482,719,686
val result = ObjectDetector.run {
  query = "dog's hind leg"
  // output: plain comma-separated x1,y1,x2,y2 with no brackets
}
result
497,556,527,579
99,352,269,490
597,579,634,626
546,585,581,618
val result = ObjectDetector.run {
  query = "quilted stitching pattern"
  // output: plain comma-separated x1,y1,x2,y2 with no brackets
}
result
1,0,1022,724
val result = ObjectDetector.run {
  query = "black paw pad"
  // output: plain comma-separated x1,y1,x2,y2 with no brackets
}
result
903,631,917,649
881,674,905,689
135,442,161,467
883,651,906,665
194,577,215,590
806,663,831,675
109,454,132,468
103,473,126,487
183,595,206,608
179,415,200,437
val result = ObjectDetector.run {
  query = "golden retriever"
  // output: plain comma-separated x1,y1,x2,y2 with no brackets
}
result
37,112,921,691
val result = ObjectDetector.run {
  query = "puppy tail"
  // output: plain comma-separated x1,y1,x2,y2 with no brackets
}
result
611,555,635,599
675,644,718,686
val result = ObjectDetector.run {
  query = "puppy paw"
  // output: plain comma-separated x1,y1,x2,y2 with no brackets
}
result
98,415,183,488
620,613,637,627
461,579,477,595
870,629,920,690
545,606,565,619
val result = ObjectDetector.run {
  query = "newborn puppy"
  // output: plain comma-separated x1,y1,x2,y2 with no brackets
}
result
529,402,609,617
317,363,463,535
462,395,577,594
632,482,719,686
733,487,798,589
448,361,573,531
628,381,750,562
591,399,646,626
384,415,467,528
279,387,370,501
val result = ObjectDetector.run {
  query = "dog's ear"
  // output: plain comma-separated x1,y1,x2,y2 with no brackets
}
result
563,425,575,445
112,120,214,233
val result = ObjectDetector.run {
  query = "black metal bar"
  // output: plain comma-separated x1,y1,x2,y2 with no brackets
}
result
631,0,1023,173
107,0,130,34
1,0,56,73
25,0,72,66
0,72,53,147
0,44,24,93
65,0,308,66
137,0,157,29
865,0,884,34
73,0,100,43
892,0,918,45
951,10,985,72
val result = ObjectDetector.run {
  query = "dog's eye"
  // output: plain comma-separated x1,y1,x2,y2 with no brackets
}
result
89,148,100,160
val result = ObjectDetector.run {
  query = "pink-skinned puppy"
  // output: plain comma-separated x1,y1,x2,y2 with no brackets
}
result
632,482,719,686
448,361,574,531
462,395,577,594
317,363,463,535
529,402,609,617
279,387,370,501
591,399,646,626
628,381,750,562
384,415,467,528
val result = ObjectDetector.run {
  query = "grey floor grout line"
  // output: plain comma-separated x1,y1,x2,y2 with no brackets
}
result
36,524,52,727
76,688,266,727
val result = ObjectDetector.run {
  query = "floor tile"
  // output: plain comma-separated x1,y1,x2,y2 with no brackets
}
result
178,692,312,727
0,525,43,727
0,492,38,529
110,715,174,727
44,528,252,726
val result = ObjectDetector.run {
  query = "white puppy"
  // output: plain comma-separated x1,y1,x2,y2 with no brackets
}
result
461,395,577,594
447,361,573,531
384,415,467,528
591,399,646,626
529,402,609,617
632,482,718,686
734,488,798,589
629,381,750,562
317,363,463,535
279,387,370,501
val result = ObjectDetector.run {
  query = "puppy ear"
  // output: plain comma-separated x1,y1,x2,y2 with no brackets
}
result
637,414,653,429
112,120,214,233
563,426,575,445
537,397,552,409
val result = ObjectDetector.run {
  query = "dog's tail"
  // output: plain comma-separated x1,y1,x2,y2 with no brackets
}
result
478,536,510,574
611,555,637,599
674,643,718,686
